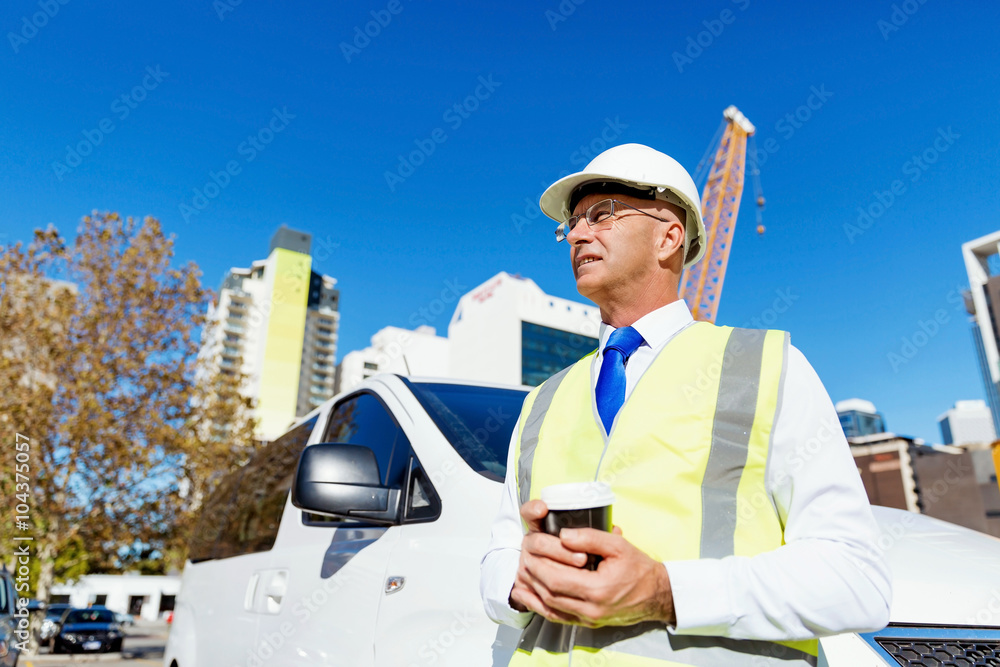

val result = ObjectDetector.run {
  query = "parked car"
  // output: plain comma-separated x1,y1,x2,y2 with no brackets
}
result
38,603,72,642
164,374,1000,666
51,608,123,654
0,567,21,667
87,606,134,628
113,611,135,627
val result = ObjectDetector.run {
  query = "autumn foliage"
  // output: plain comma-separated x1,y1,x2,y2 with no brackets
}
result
0,212,256,600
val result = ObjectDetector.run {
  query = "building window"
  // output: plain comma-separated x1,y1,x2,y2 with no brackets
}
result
364,362,378,370
520,321,598,387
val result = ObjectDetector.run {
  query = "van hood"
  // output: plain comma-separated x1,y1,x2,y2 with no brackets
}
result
873,505,1000,625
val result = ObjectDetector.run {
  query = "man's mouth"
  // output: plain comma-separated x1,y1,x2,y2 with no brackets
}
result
578,257,600,267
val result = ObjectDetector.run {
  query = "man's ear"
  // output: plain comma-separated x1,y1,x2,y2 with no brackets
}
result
655,219,686,264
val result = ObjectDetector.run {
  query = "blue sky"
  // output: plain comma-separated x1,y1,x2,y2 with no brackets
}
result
2,1,998,442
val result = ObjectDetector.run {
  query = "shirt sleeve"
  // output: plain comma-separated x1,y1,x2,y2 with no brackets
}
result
480,423,535,629
665,345,893,640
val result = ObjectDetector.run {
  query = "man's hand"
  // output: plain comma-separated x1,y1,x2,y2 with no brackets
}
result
510,500,676,627
510,500,589,617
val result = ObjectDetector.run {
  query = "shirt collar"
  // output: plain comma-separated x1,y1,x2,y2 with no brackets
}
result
597,300,694,357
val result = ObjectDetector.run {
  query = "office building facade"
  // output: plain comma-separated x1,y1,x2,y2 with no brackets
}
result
337,325,450,393
962,231,1000,435
448,272,601,387
335,272,600,393
938,399,996,446
202,226,340,440
835,398,887,438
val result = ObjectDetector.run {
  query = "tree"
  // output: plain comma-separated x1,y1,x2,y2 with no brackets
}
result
0,212,256,607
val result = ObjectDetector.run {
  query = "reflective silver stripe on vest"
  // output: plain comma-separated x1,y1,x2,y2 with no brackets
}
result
764,332,791,521
517,366,573,507
517,616,816,666
700,327,767,559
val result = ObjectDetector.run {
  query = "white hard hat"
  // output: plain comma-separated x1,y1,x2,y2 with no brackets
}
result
539,143,706,267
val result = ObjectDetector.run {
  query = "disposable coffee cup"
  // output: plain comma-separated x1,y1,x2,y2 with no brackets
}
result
540,482,615,570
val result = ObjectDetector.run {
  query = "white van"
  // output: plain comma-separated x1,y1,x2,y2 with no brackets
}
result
164,374,1000,667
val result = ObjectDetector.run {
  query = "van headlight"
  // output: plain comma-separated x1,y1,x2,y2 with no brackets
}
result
62,633,78,643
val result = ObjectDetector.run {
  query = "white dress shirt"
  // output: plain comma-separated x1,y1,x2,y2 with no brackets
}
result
480,300,892,641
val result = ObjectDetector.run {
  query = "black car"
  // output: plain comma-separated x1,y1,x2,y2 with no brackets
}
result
51,608,123,654
0,568,21,666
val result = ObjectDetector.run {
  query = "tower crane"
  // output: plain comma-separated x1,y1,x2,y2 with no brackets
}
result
681,105,765,323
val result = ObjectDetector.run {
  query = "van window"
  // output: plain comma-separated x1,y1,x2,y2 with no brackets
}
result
402,380,528,481
323,393,410,488
189,416,318,562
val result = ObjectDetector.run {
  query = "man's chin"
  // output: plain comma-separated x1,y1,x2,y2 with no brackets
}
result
574,275,602,301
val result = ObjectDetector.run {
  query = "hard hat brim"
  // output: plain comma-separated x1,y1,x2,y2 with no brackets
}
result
540,170,707,268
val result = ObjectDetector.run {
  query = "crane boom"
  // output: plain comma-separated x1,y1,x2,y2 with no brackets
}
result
681,106,755,323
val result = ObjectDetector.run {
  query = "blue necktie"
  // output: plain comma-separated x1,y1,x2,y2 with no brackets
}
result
595,326,645,434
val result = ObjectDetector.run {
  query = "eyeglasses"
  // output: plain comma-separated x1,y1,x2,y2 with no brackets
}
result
554,199,674,243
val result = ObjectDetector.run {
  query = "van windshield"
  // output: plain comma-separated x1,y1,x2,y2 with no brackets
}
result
403,380,528,482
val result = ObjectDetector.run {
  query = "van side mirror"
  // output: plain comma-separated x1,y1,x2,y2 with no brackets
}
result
292,443,400,525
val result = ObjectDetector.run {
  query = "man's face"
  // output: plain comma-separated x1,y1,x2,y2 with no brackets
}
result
566,192,685,305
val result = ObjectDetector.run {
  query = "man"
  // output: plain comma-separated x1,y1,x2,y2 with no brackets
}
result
480,143,892,665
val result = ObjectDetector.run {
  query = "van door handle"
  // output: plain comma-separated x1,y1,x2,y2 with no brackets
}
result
244,573,260,611
265,570,288,614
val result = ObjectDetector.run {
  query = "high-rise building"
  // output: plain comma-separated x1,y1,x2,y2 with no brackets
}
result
202,226,340,440
835,398,887,438
962,231,1000,435
938,400,997,446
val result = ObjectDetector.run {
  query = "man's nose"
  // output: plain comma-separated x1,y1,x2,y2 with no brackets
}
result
566,218,594,245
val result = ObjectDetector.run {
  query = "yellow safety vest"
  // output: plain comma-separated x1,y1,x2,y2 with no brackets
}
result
509,322,819,666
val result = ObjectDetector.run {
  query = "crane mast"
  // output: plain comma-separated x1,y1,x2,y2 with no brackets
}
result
681,106,756,324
